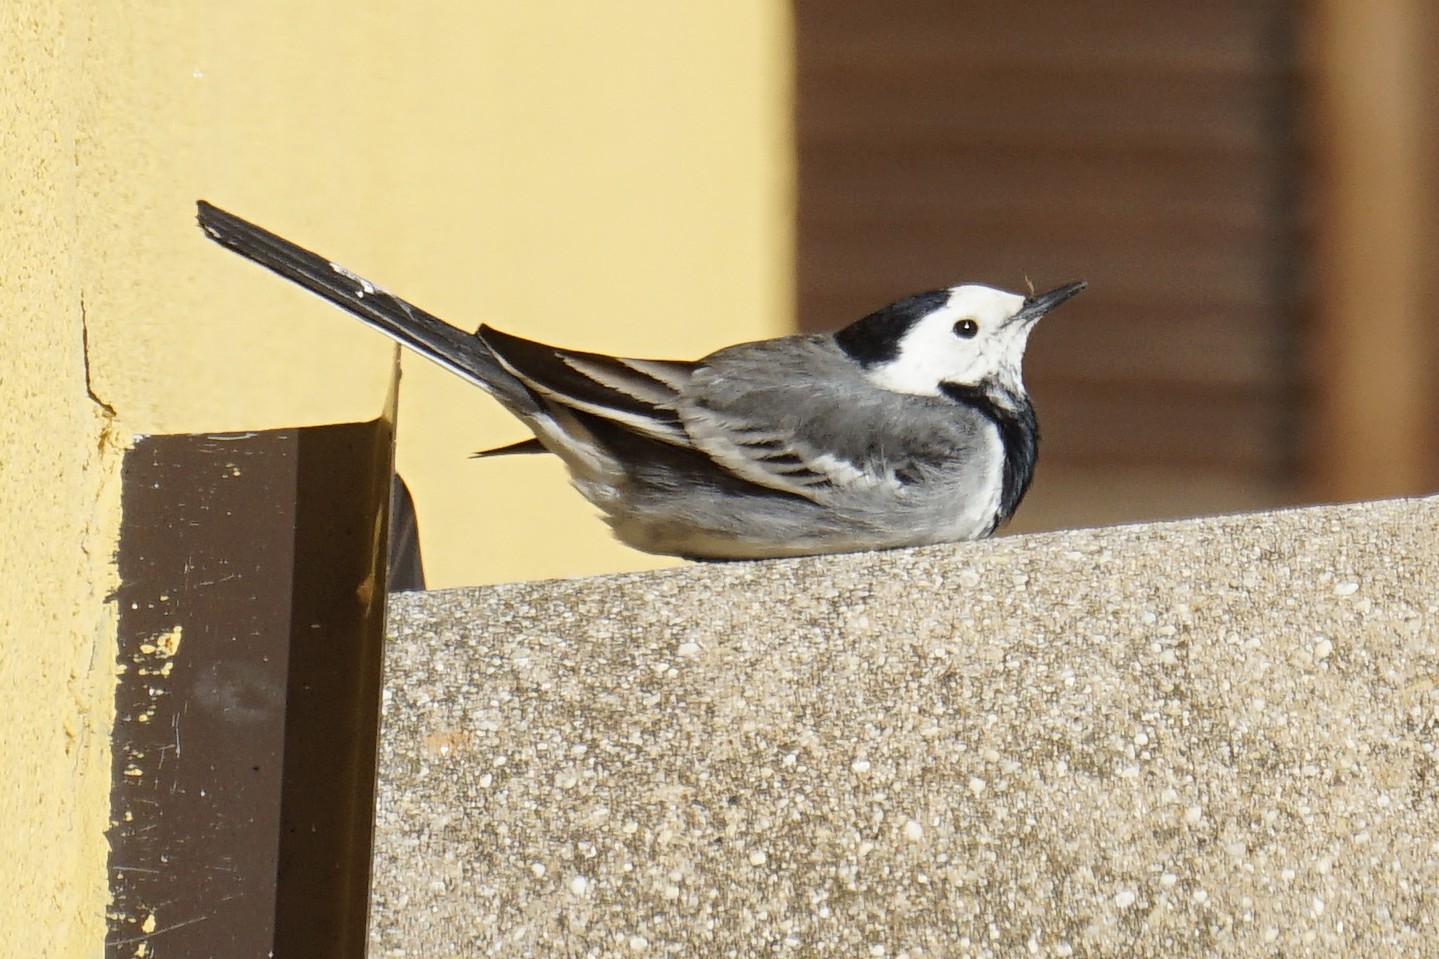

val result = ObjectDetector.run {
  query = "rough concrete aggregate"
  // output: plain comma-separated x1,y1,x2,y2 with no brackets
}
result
370,497,1439,957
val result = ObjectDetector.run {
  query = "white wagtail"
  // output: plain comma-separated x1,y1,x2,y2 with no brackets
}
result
197,201,1084,560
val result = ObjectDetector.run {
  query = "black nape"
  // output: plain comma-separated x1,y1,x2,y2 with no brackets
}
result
833,290,951,366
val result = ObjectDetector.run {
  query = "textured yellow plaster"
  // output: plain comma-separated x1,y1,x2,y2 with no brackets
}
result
2,3,118,954
75,1,399,432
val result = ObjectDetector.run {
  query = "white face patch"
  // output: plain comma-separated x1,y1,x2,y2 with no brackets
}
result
864,285,1034,396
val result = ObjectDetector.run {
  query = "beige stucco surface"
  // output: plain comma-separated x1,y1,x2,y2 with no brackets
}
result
4,2,788,954
372,496,1439,957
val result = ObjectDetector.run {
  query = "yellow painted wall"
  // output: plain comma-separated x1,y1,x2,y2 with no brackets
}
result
5,2,788,952
381,3,795,586
84,0,794,587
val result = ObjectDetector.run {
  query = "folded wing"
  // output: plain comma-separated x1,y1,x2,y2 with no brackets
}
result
479,326,698,448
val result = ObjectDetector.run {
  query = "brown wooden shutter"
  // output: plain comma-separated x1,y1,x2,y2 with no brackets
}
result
795,1,1303,531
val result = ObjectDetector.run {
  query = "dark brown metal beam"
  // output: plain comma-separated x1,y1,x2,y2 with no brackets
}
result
108,389,398,957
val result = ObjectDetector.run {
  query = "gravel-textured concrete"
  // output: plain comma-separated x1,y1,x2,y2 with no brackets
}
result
369,497,1439,958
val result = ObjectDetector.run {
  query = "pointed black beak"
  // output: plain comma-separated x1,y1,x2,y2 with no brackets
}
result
1014,280,1087,325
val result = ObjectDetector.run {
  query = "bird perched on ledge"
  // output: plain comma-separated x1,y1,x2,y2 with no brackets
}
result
197,201,1083,561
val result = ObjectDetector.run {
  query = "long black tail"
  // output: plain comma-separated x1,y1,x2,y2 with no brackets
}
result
196,201,538,416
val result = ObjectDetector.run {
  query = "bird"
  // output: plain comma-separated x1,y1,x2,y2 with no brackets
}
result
196,201,1084,561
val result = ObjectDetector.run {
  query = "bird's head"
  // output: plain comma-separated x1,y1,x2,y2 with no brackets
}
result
834,280,1086,400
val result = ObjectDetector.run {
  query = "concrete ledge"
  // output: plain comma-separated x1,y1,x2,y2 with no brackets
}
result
369,497,1439,957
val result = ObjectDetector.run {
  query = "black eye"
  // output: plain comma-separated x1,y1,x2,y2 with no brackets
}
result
954,319,979,339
